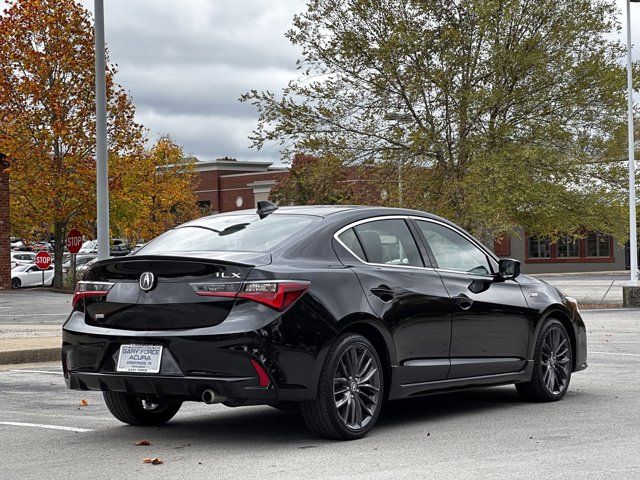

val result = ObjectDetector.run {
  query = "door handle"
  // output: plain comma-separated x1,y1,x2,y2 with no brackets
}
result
370,285,395,302
453,294,474,311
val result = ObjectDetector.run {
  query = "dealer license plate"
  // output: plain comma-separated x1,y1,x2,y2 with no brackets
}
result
116,344,163,373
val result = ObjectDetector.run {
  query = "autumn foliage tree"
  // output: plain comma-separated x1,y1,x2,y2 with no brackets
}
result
0,0,144,286
110,136,199,243
244,0,639,242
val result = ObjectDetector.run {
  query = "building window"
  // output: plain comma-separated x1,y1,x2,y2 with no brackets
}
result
528,236,550,258
557,236,579,258
235,196,244,208
586,233,611,257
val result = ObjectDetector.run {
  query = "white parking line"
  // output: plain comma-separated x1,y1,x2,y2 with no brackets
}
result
9,370,63,375
0,422,93,433
590,351,640,357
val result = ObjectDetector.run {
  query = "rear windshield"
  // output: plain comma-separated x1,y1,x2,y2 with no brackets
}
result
137,214,317,254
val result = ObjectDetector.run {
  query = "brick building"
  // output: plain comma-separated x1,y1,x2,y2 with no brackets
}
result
193,158,288,214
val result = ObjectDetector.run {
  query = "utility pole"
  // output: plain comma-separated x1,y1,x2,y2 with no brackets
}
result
624,1,640,307
94,0,109,260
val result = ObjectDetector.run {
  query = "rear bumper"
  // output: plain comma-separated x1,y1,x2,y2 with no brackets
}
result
62,309,329,403
65,371,275,403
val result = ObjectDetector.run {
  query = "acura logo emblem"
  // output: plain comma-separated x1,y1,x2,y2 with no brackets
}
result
139,272,155,292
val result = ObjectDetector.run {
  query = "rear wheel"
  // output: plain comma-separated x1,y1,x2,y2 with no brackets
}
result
301,333,383,440
516,318,572,402
103,391,182,426
11,278,20,289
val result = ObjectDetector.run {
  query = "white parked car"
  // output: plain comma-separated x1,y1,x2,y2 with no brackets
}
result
10,252,36,269
11,264,54,288
79,240,98,254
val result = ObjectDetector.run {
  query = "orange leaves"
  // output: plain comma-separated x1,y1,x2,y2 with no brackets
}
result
142,458,163,465
0,0,143,241
79,399,88,406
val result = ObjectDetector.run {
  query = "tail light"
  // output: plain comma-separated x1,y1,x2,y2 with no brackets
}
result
72,281,115,308
190,280,310,312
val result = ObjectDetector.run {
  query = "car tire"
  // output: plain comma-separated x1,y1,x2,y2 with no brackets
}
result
103,391,182,426
516,318,572,402
11,278,21,289
301,333,384,440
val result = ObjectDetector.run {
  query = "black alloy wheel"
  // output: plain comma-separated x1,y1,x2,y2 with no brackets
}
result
103,391,182,426
11,278,20,289
301,333,383,440
517,318,572,402
333,343,381,430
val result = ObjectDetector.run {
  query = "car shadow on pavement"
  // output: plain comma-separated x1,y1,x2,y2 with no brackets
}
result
82,385,561,447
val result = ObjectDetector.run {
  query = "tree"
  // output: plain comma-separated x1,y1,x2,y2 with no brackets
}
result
110,136,200,243
270,153,357,205
0,0,144,286
243,0,639,242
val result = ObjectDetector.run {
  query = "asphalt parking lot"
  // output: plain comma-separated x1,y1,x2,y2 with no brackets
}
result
0,308,638,480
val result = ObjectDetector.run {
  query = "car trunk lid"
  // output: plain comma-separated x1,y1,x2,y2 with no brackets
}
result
82,252,270,330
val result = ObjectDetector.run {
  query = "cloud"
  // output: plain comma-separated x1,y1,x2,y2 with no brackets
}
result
79,0,305,163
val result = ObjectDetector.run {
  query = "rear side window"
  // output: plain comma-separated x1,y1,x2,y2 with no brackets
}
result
337,228,366,260
139,214,317,254
352,219,423,267
417,221,491,275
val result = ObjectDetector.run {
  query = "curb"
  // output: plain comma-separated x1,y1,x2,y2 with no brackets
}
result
0,347,60,365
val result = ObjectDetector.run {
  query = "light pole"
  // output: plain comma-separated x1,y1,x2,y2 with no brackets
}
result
94,0,109,260
384,112,413,208
627,0,639,285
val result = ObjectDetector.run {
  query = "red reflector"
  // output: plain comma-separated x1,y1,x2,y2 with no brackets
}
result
250,358,271,387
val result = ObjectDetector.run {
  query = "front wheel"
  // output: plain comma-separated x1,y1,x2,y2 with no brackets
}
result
11,278,21,289
103,391,182,426
301,333,384,440
516,318,572,402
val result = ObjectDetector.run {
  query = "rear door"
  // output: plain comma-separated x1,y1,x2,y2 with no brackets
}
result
412,219,530,379
336,217,451,384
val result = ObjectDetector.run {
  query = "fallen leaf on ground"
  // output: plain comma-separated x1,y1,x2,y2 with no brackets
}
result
134,440,151,446
80,399,88,406
142,458,163,465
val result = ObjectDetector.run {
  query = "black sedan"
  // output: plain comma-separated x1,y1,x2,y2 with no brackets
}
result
62,203,587,440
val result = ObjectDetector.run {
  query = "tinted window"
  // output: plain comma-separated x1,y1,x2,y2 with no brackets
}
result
353,219,422,267
417,221,491,275
337,228,366,260
139,214,316,254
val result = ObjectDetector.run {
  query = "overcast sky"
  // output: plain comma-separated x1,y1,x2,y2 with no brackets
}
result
3,1,638,164
79,0,305,165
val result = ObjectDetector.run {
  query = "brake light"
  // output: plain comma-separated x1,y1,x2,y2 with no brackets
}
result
72,281,115,308
190,281,310,311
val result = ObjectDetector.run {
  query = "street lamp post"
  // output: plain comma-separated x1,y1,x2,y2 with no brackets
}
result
94,0,109,261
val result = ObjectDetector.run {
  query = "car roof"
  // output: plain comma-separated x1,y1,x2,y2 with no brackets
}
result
193,205,442,221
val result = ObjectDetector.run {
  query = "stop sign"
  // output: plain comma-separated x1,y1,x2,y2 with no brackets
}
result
35,251,52,270
66,229,83,254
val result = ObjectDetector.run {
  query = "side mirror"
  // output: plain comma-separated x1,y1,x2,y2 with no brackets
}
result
497,258,520,280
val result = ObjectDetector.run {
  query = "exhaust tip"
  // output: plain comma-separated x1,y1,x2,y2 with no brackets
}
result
202,389,225,404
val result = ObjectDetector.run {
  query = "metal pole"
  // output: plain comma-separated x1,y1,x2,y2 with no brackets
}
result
626,0,638,285
398,164,403,207
94,0,109,261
